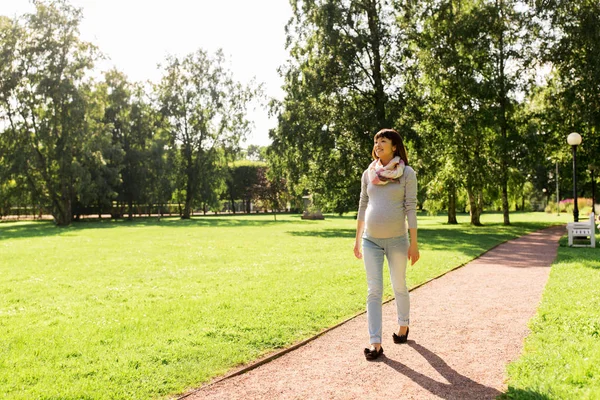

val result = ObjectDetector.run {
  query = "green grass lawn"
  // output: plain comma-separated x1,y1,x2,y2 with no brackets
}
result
0,211,569,399
505,233,600,400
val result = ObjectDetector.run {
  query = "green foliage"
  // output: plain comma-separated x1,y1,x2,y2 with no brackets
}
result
0,0,99,225
2,0,600,227
225,162,263,213
156,49,260,219
1,3,261,223
224,161,289,215
414,0,532,225
525,0,600,203
270,0,419,214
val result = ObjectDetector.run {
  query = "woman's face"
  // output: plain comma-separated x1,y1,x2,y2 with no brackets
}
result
374,136,396,160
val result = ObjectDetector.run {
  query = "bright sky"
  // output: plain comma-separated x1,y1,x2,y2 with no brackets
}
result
1,0,293,146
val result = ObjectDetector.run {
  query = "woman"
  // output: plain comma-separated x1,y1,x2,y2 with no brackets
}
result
354,128,420,360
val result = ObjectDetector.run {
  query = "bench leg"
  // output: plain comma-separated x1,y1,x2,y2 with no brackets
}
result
568,231,573,246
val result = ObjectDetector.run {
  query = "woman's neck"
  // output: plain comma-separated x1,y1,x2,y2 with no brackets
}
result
379,156,393,166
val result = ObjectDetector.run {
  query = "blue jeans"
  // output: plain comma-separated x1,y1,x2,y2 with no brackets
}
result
362,234,410,344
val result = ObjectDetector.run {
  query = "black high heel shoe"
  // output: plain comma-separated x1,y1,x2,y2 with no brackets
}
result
363,346,384,360
392,326,409,344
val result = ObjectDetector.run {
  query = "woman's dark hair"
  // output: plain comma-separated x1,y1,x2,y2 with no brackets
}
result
371,128,408,165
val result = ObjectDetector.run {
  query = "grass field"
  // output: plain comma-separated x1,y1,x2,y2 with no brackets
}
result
504,233,600,399
0,212,569,399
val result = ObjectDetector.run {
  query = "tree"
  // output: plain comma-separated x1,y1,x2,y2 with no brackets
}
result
532,0,600,199
225,161,265,213
258,165,290,220
415,0,499,225
0,1,99,225
271,0,419,214
487,0,529,225
242,144,263,162
157,49,258,219
74,81,122,219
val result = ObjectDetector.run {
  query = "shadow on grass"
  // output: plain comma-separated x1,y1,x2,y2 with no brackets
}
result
379,341,502,399
556,238,600,269
287,223,563,259
499,387,551,399
0,214,307,241
286,228,356,238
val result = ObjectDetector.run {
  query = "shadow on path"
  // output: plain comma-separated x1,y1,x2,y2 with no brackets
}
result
379,341,502,400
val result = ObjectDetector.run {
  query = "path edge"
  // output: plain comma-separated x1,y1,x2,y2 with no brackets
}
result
175,224,565,400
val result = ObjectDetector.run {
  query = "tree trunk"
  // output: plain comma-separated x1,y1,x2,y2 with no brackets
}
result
497,0,510,226
467,187,482,226
182,186,193,219
182,200,192,219
128,198,134,220
447,183,458,224
365,0,388,128
182,159,195,219
501,181,510,224
53,196,72,226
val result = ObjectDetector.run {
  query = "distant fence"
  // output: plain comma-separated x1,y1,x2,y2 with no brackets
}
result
1,201,291,221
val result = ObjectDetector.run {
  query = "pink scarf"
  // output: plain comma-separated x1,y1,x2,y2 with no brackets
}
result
367,156,405,185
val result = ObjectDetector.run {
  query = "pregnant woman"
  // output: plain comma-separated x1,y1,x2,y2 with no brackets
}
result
353,128,420,360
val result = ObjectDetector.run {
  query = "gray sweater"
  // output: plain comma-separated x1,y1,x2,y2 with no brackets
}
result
357,165,418,238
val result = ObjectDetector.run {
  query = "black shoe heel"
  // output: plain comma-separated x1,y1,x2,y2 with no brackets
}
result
392,326,409,344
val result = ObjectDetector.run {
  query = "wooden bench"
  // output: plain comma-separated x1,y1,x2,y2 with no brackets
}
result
567,212,596,248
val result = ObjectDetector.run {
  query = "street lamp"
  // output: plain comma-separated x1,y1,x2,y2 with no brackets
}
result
549,156,560,216
556,161,560,216
542,188,547,211
567,132,582,222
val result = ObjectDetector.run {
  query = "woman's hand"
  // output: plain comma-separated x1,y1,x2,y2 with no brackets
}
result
408,242,420,265
354,241,363,259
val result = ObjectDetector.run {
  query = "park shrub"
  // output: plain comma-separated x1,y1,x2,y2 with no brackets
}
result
546,198,593,215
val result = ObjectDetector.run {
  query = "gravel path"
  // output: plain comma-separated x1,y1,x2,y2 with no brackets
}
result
181,225,564,400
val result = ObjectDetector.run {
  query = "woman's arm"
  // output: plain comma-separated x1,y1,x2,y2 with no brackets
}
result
405,168,419,265
408,227,419,265
355,171,368,259
354,220,365,259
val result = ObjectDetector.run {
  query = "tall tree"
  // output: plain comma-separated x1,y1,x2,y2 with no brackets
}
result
533,0,600,198
157,49,258,219
271,0,418,213
73,81,122,219
0,1,99,225
416,0,497,225
485,0,530,225
0,15,24,217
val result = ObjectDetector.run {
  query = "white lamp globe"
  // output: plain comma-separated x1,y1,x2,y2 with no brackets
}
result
567,132,582,146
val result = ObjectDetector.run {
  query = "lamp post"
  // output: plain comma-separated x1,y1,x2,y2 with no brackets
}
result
549,156,559,216
567,132,582,222
542,188,547,211
556,161,560,216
